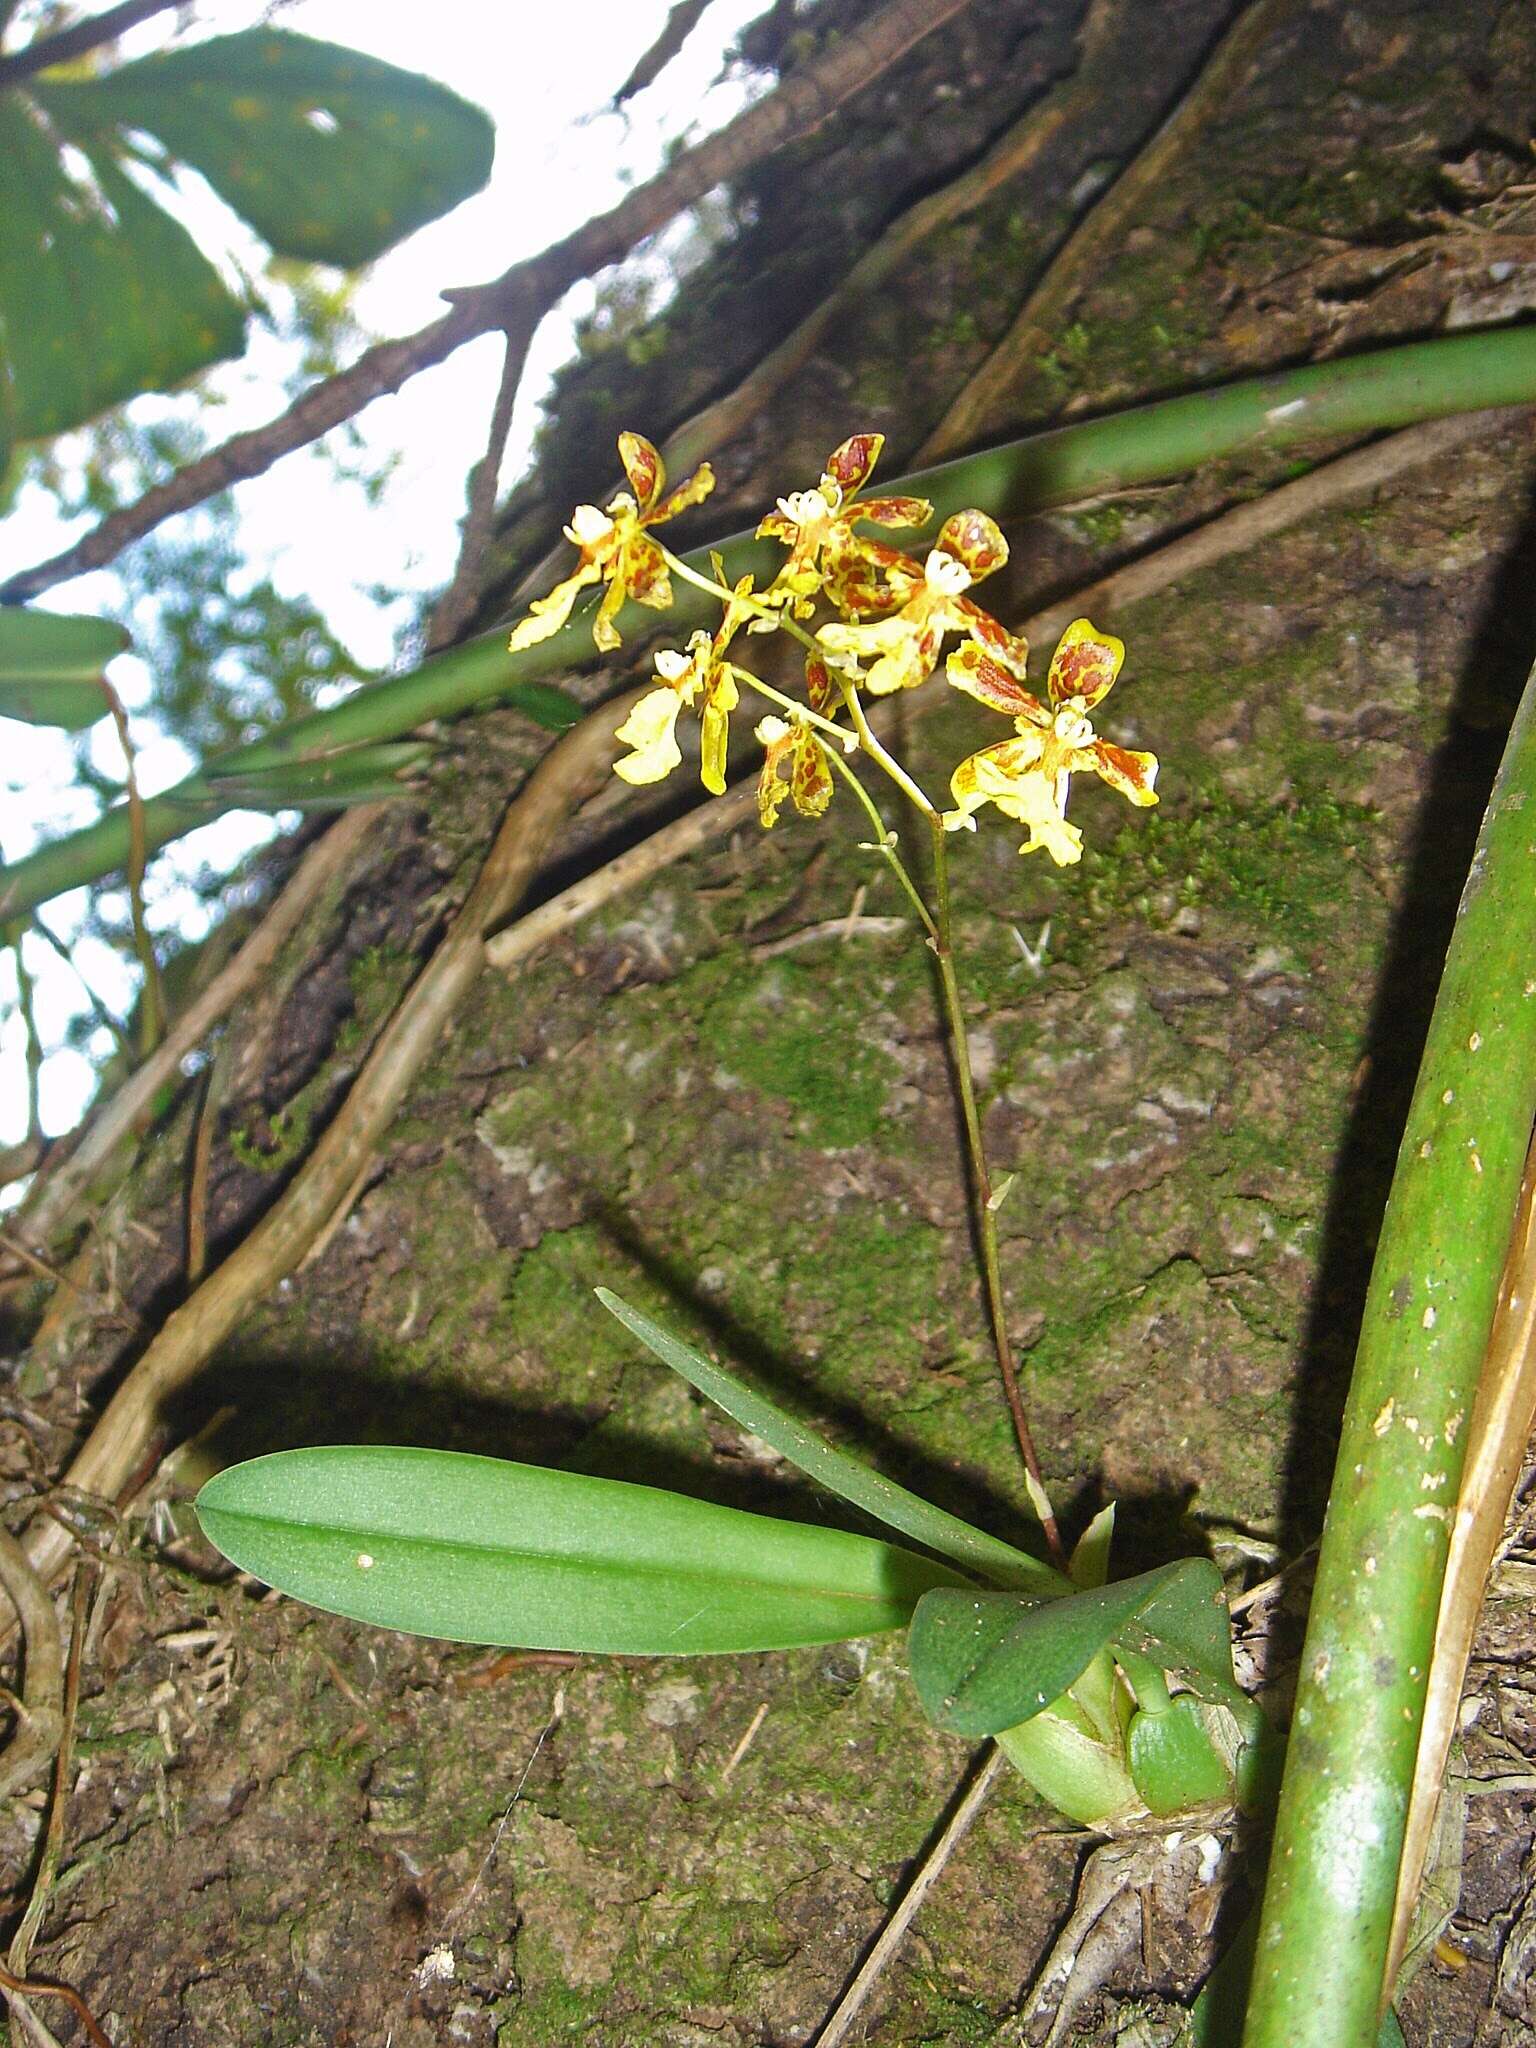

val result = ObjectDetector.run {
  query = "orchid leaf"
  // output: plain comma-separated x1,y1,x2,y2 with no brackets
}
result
909,1559,1229,1738
196,1445,964,1654
0,607,128,727
597,1288,1060,1593
192,741,433,810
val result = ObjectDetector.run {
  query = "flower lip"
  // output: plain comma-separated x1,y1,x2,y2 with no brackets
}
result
777,487,834,526
565,503,614,546
1052,701,1095,747
924,549,973,597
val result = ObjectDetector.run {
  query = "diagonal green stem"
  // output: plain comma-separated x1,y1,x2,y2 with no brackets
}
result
926,818,1064,1565
7,327,1536,924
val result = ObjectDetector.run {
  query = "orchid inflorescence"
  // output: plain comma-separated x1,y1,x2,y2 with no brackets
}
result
509,430,1159,865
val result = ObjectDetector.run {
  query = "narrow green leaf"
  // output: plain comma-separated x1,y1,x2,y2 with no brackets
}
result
0,97,244,442
0,607,127,727
1127,1698,1231,1815
597,1288,1061,1593
196,1445,964,1654
195,742,432,810
43,30,494,269
909,1559,1229,1738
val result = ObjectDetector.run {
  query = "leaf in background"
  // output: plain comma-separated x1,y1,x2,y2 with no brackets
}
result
0,606,128,727
503,681,585,732
195,741,433,810
39,30,495,268
909,1559,1230,1738
196,1445,965,1653
597,1287,1062,1593
0,98,244,446
1,29,492,446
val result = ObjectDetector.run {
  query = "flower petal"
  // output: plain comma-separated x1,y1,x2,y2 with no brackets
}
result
959,600,1030,677
625,535,674,610
852,495,932,529
945,641,1045,720
825,433,883,494
613,688,685,784
699,669,740,796
1048,618,1124,708
936,509,1008,579
618,432,664,512
1090,740,1159,807
650,460,716,523
756,510,798,543
791,731,833,817
508,563,598,651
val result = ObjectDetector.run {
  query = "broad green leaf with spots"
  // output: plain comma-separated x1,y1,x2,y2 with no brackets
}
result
0,27,493,457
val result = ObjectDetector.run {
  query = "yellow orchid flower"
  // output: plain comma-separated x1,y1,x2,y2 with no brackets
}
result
754,715,834,829
756,433,931,618
509,432,714,655
815,510,1024,696
612,567,759,793
943,621,1158,864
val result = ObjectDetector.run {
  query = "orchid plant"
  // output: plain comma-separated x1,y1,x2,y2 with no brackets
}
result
200,431,1281,1846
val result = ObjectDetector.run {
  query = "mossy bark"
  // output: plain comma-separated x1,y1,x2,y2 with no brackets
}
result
7,1,1536,2041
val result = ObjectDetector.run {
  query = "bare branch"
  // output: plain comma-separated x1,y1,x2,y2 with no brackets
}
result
0,0,183,86
0,0,975,603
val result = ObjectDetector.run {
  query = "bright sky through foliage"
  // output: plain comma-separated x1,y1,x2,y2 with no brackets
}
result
0,0,767,1144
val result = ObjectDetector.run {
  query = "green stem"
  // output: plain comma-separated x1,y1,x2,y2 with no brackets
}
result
926,817,1064,1564
1241,658,1536,2047
819,745,937,941
7,327,1536,922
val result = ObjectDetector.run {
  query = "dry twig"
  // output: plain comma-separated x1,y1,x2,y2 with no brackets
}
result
4,804,377,1275
0,1527,62,1801
915,0,1298,462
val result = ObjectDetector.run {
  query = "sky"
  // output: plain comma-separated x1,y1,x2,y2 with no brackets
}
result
0,0,770,1145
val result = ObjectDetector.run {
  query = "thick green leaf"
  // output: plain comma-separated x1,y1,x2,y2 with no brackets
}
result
42,30,494,268
597,1289,1061,1593
196,1445,964,1653
196,740,431,810
1128,1698,1232,1815
909,1559,1229,1738
0,606,128,727
0,96,244,443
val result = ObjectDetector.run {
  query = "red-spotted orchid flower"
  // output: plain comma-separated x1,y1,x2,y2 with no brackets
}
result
509,432,714,655
943,621,1158,864
754,715,834,829
612,568,759,793
757,433,930,618
815,510,1024,697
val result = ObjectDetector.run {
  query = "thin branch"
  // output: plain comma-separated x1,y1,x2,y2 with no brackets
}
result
99,676,165,1053
0,0,975,605
812,1743,1008,2048
4,804,377,1272
0,1526,63,1800
915,0,1298,463
425,319,535,655
0,0,181,86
